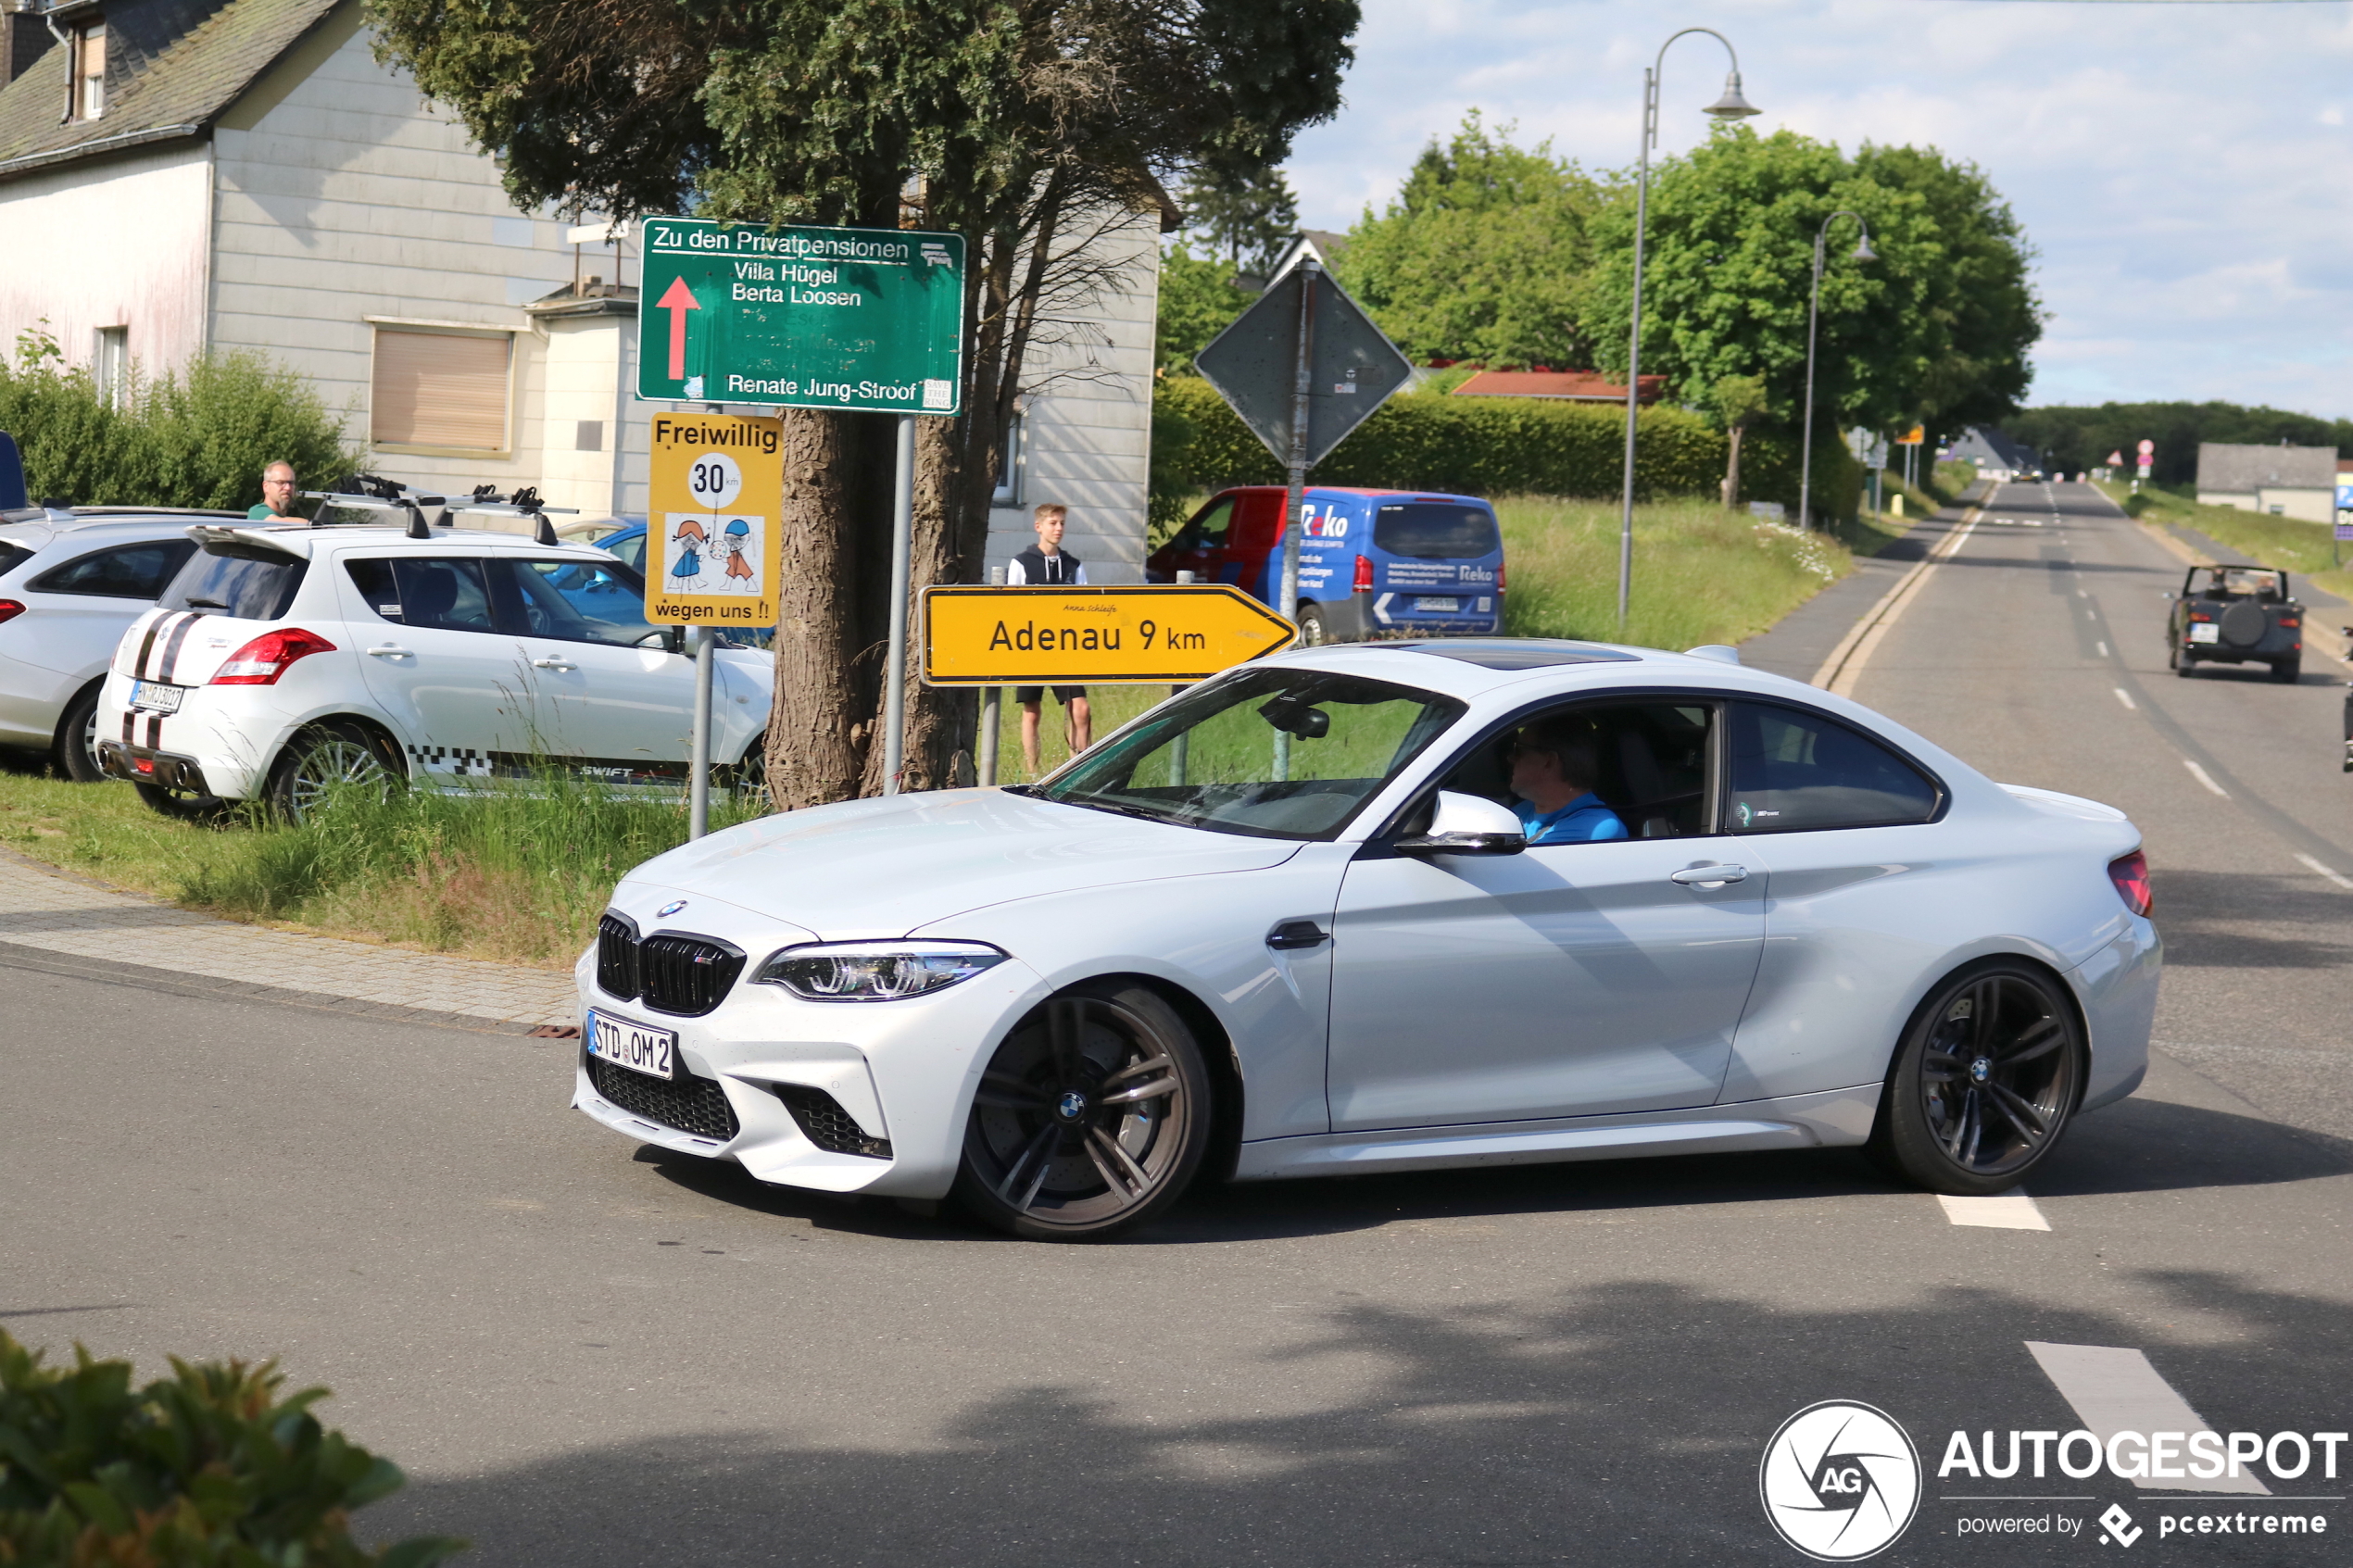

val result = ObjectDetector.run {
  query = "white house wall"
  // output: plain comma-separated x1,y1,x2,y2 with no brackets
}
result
0,144,211,400
208,1,574,495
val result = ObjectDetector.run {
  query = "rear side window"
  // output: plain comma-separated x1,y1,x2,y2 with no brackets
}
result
31,540,196,599
0,541,34,579
1726,702,1942,833
1373,502,1499,560
343,558,498,633
161,547,308,620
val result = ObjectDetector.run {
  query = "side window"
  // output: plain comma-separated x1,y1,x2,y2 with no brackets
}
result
1175,496,1234,552
1435,701,1716,843
30,541,195,598
1726,702,1942,834
342,558,497,633
502,558,663,647
607,533,648,574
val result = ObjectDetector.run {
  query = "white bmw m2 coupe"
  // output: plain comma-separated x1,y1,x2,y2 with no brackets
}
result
574,640,2158,1241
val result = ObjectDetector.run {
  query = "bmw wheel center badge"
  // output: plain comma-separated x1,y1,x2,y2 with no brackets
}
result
1759,1400,1921,1561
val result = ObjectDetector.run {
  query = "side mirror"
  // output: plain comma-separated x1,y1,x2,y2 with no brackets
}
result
1396,790,1527,857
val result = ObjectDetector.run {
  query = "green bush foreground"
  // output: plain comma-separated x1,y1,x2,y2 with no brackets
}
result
0,1331,459,1567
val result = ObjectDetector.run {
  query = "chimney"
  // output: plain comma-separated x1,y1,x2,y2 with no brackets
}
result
3,0,57,87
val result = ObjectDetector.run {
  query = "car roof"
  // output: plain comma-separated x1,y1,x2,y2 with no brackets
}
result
187,522,624,564
1,511,240,555
1263,638,1844,707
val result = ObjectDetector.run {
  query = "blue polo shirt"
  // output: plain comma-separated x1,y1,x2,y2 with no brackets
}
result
1515,792,1629,846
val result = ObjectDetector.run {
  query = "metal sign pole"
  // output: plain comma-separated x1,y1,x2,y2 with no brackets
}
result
1275,262,1318,785
688,626,714,838
883,412,917,796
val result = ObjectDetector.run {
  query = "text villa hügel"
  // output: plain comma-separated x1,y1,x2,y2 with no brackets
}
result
731,260,862,307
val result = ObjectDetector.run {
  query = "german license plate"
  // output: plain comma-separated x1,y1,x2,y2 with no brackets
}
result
1413,596,1461,613
2188,623,2220,645
587,1010,675,1080
130,680,183,714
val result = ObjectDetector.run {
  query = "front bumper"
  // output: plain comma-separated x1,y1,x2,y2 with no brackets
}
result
571,950,1049,1200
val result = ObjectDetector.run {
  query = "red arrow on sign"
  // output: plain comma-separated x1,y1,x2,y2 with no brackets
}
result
657,275,699,382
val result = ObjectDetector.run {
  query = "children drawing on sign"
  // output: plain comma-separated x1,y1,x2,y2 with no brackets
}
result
670,517,707,582
721,517,756,588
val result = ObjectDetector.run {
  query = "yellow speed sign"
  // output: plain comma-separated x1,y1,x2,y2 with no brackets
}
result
922,585,1297,685
645,411,783,627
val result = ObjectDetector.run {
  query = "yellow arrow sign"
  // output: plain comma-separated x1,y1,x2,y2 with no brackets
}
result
1896,423,1926,445
922,585,1297,685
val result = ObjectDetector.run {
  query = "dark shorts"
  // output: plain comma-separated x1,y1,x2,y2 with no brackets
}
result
1014,686,1086,705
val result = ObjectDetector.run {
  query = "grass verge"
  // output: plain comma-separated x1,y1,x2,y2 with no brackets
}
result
2094,479,2353,604
0,758,753,968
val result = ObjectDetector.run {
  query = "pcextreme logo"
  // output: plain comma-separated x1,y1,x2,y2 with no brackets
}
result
1759,1401,1924,1561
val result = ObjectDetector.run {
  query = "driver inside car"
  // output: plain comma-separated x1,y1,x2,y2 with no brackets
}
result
1507,716,1629,845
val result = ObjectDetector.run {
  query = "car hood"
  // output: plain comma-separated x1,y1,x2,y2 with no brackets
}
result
618,788,1303,938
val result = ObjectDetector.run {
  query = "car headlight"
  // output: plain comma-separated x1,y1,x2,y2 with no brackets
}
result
753,940,1009,1002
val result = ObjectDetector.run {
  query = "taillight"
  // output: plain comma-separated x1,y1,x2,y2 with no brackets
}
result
0,599,24,624
211,628,337,685
1495,561,1507,592
2108,850,2153,918
1352,554,1374,593
2280,617,2299,628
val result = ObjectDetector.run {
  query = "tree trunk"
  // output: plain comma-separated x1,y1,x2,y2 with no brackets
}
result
763,407,866,808
1722,423,1745,511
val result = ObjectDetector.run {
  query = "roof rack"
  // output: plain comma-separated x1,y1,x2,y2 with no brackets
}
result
302,475,578,542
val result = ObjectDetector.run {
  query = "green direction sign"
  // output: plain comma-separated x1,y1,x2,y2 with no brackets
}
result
636,218,966,415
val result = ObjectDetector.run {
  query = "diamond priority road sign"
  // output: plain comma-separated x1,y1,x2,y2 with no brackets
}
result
636,218,966,416
921,585,1297,686
1194,264,1413,470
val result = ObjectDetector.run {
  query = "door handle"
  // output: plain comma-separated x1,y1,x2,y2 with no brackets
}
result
365,644,410,658
1669,864,1748,886
1266,919,1328,950
530,657,578,671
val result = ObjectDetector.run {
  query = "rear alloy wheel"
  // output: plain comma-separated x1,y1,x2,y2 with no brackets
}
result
1870,961,2083,1197
953,982,1210,1241
54,684,106,783
268,721,400,822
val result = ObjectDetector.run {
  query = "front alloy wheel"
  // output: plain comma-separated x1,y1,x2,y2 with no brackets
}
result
1870,962,2082,1196
954,982,1210,1241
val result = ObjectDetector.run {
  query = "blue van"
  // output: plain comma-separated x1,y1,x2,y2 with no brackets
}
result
1147,486,1504,644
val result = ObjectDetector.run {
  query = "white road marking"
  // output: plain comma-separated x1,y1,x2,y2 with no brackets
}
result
2183,759,2229,797
2113,687,2136,710
2085,608,2097,621
2078,588,2089,599
2025,1342,2271,1495
1939,1190,2050,1230
2295,853,2353,891
2096,640,2108,658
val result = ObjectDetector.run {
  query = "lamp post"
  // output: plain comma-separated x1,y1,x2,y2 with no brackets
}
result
1797,211,1876,533
1617,29,1759,632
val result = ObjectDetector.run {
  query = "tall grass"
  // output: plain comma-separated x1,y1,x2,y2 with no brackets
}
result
2097,479,2352,603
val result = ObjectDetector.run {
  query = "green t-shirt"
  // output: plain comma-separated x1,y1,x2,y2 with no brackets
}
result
246,503,280,520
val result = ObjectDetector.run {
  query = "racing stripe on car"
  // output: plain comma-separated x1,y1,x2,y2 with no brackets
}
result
145,713,163,750
120,707,135,745
157,613,200,684
132,612,171,680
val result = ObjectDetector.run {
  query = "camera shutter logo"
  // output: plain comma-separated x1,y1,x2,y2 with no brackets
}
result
1758,1400,1921,1561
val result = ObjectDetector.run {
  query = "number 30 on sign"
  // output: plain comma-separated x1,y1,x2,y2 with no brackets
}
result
646,412,784,627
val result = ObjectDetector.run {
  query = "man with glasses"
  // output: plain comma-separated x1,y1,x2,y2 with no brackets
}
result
247,460,301,521
1507,716,1629,845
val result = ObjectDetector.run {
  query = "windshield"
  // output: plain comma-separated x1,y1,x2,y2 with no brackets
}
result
1034,668,1465,840
1373,502,1499,560
2191,567,2285,600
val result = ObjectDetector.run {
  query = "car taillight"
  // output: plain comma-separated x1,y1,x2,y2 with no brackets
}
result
2108,850,2153,918
1352,554,1374,593
2280,617,2299,628
1496,561,1507,592
211,628,337,685
0,600,23,624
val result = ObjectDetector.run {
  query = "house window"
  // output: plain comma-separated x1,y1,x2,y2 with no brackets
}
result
992,408,1025,505
93,326,126,409
370,328,513,453
71,20,105,120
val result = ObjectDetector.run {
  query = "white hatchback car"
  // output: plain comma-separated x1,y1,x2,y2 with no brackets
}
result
98,520,773,816
573,640,2160,1241
0,507,239,779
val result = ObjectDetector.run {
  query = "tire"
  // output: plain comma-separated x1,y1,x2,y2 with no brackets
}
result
53,684,106,783
1869,960,2084,1197
952,980,1212,1241
2270,657,2300,684
2174,649,2196,677
1297,603,1329,647
267,721,402,823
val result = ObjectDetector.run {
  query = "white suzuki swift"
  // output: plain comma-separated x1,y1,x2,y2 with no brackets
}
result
99,520,773,816
573,640,2159,1242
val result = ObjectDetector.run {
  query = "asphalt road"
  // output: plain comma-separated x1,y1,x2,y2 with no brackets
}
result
6,488,2348,1565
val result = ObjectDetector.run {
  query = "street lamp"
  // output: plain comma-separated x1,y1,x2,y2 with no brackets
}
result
1797,211,1876,533
1617,29,1759,631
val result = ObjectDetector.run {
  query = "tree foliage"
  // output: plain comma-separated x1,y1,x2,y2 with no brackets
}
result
1154,244,1248,372
1335,115,1604,369
1583,125,2039,437
1179,164,1298,273
2008,400,2353,487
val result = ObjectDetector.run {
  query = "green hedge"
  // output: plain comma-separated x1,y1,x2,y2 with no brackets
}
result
0,1331,460,1566
1,326,357,511
1152,374,1860,520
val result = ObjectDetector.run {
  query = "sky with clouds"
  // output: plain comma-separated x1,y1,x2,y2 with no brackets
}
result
1281,0,2353,420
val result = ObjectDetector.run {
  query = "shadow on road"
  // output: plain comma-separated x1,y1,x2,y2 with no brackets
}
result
2151,870,2353,971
